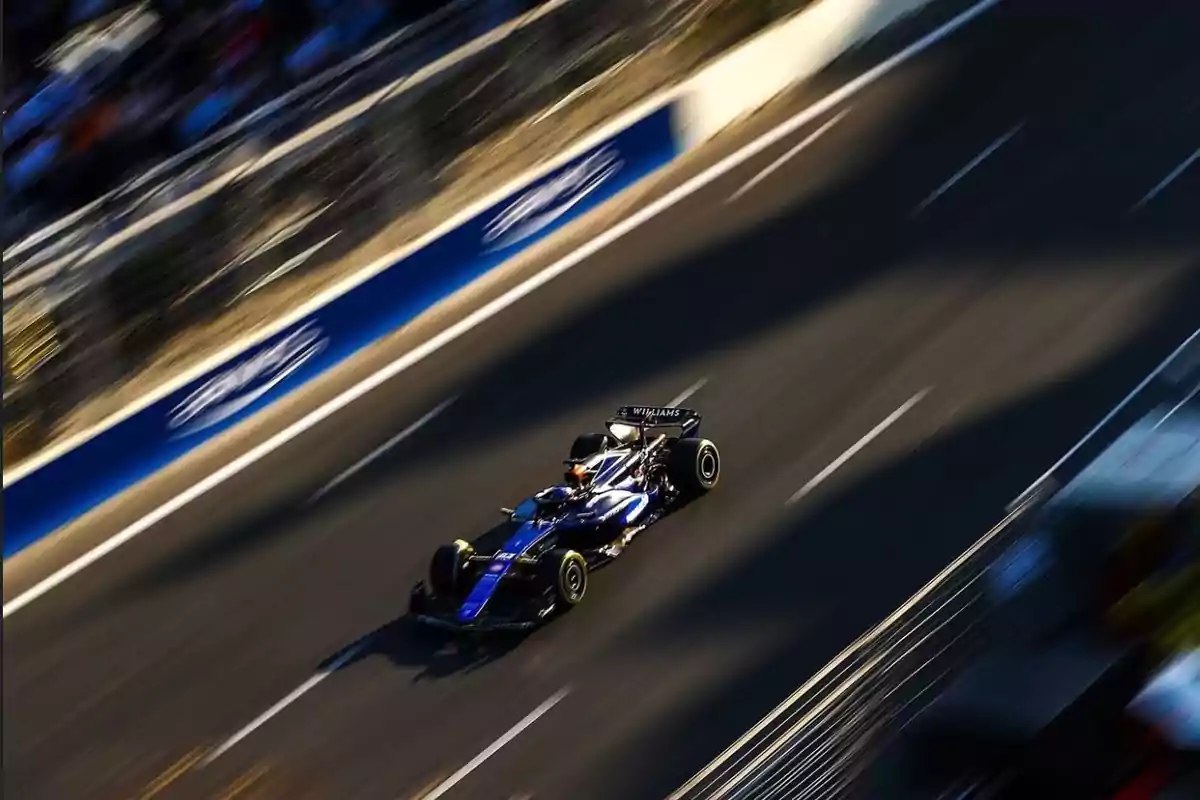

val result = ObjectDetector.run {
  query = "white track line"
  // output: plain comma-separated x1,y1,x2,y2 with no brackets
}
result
4,0,1003,618
200,641,367,766
412,689,570,800
1153,379,1200,432
1006,323,1200,512
676,324,1200,800
1129,146,1200,213
910,122,1024,217
787,389,930,505
667,377,709,409
309,398,456,502
727,110,850,203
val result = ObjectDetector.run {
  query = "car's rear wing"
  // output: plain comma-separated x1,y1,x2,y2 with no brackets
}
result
610,405,702,435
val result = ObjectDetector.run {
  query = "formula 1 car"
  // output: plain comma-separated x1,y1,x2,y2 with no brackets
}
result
408,406,721,632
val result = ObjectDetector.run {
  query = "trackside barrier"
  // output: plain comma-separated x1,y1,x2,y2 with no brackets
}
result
3,105,678,557
3,0,940,559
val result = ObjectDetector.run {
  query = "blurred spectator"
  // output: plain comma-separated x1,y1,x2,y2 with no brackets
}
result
6,135,65,197
4,0,548,251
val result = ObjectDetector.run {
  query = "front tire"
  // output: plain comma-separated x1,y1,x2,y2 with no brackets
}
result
541,548,588,609
429,539,474,597
668,437,721,497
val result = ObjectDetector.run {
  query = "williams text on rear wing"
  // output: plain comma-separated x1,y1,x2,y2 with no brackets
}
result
611,405,702,434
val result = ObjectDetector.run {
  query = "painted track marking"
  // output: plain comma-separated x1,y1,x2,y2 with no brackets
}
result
1129,146,1200,213
787,389,931,504
5,0,1005,618
727,110,850,203
910,123,1024,217
1007,324,1200,512
214,765,271,800
200,642,366,766
670,497,1040,800
411,689,570,800
309,398,456,502
136,748,206,800
673,324,1200,799
667,377,709,409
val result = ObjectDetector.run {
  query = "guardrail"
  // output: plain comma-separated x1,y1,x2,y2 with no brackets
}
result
670,490,1042,800
3,0,935,558
670,324,1200,800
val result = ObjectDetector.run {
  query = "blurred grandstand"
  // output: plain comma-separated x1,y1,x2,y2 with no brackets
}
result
2,0,806,468
3,0,545,250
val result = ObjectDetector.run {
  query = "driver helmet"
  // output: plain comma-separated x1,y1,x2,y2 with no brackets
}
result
564,462,594,488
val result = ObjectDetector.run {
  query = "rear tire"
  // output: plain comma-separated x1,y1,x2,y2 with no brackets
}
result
541,548,588,609
429,539,474,596
668,437,721,496
570,433,611,460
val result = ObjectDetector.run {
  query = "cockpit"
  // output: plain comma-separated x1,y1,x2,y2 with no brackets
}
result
509,498,536,521
606,421,641,445
511,486,578,522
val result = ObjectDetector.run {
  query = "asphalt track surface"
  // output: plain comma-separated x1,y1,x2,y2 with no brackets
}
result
7,2,1200,799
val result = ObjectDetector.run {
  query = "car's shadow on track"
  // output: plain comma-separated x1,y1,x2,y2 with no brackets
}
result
319,497,703,682
320,615,530,682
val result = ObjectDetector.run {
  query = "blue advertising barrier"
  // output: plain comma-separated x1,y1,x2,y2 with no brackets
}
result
3,103,681,558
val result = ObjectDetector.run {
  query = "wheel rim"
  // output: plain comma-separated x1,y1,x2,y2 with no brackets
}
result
563,560,585,600
699,448,719,482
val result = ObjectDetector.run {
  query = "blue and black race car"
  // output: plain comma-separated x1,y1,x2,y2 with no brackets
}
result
408,405,721,632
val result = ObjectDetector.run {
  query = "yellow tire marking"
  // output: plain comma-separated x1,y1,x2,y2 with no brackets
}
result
135,748,206,799
213,764,270,800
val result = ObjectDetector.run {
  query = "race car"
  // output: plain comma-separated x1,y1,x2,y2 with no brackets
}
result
408,405,721,632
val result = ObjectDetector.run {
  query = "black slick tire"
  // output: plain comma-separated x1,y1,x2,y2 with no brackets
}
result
429,539,473,596
668,437,721,497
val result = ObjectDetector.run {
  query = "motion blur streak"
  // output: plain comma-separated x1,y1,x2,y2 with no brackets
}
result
3,0,989,620
670,493,1043,800
6,2,1200,799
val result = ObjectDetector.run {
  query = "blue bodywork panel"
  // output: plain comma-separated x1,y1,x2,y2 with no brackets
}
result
457,519,555,623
